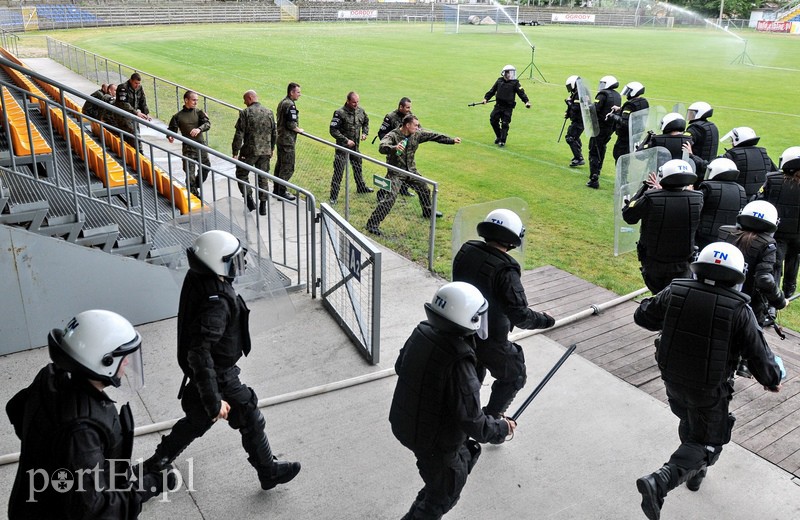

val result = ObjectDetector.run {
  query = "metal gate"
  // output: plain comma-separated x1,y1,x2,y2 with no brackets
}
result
319,203,382,364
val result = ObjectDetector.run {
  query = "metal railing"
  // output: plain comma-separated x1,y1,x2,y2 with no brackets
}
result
0,29,18,56
0,56,315,295
319,202,381,364
46,38,441,270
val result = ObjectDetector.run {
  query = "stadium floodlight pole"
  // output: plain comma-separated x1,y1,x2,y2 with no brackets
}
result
510,343,576,422
518,44,546,83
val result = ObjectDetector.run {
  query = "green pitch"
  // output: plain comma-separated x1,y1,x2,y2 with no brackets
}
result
31,22,800,325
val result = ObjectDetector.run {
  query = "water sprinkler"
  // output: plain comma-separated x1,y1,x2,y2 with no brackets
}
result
731,40,754,66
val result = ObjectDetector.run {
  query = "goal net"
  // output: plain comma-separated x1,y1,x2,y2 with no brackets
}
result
443,4,519,34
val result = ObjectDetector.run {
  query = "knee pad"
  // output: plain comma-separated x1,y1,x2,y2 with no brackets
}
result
565,135,576,144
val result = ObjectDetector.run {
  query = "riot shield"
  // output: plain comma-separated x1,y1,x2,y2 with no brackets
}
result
452,197,528,268
628,106,666,153
151,196,294,329
576,78,599,138
614,146,672,256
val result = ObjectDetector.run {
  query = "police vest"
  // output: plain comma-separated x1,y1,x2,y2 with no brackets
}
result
761,172,800,240
658,279,749,389
389,322,476,453
8,365,133,517
687,119,719,161
639,190,703,262
452,240,520,342
494,79,524,107
723,229,775,298
178,269,251,374
596,89,621,128
616,97,649,137
726,146,774,198
648,134,692,160
567,96,582,124
697,181,746,245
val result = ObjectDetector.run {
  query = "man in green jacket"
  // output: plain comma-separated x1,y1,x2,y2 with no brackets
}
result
232,90,277,215
168,90,211,198
274,82,303,202
329,91,373,203
365,114,460,236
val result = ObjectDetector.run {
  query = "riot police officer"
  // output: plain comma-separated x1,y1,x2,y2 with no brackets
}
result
633,242,784,520
587,75,621,189
609,81,649,165
482,65,531,147
452,209,555,418
756,146,800,298
564,75,585,167
720,126,778,198
7,310,169,518
390,282,515,519
141,230,300,491
637,112,692,161
695,157,747,249
686,101,718,162
622,159,703,294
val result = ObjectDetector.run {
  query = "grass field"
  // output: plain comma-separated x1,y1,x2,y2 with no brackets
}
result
18,22,800,325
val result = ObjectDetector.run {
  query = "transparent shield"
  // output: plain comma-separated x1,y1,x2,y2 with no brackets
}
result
628,106,666,154
614,147,673,256
151,196,294,330
451,197,528,268
576,78,599,138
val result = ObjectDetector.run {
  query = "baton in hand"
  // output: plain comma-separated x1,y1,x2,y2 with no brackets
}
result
557,117,568,143
510,344,577,422
468,99,495,107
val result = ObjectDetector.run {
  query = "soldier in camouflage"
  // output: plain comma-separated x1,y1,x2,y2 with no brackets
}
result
376,97,413,198
365,115,460,236
113,72,151,152
274,82,303,202
329,91,373,203
168,90,211,198
232,90,277,215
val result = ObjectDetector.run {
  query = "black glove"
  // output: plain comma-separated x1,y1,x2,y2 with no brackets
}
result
541,313,556,329
774,297,788,310
136,467,177,504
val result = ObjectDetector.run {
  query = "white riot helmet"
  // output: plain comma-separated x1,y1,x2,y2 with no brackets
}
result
48,310,143,388
598,75,618,90
565,75,579,93
621,81,645,100
737,200,779,233
501,64,516,80
691,242,746,286
779,146,800,173
477,208,525,249
686,101,713,122
424,282,489,337
705,157,739,181
722,126,760,147
660,112,686,133
657,159,696,188
191,230,247,279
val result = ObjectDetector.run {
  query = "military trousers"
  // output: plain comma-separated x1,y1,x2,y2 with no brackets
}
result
366,172,432,230
236,154,271,201
330,149,369,200
275,141,295,195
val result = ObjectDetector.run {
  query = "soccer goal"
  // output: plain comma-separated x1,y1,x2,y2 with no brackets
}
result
443,4,520,34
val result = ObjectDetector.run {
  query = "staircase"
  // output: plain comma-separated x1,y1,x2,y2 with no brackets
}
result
0,54,300,354
777,1,800,21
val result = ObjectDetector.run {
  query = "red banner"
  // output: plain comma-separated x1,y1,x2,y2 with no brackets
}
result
757,20,791,33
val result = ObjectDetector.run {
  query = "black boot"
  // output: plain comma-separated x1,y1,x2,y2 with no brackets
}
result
586,173,599,189
246,194,257,212
259,200,267,216
254,456,301,490
636,465,673,520
686,468,706,492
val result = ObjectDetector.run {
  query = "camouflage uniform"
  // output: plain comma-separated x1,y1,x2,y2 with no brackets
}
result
365,128,456,231
82,88,112,122
329,103,370,201
168,107,211,195
377,109,413,198
232,102,277,202
275,95,299,196
113,80,149,151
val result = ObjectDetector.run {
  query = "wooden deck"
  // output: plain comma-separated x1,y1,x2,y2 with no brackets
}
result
522,265,800,478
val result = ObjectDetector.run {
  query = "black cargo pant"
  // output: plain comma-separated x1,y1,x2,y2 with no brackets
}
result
475,339,527,417
489,104,514,144
403,440,480,520
154,366,274,472
565,120,584,161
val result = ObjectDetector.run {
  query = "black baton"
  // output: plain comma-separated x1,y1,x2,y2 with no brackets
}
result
510,344,577,422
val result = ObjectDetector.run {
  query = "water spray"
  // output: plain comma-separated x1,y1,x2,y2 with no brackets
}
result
488,0,546,82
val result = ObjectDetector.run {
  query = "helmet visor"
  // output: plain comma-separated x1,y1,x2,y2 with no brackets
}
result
223,244,248,279
475,300,489,340
118,347,144,391
504,69,516,80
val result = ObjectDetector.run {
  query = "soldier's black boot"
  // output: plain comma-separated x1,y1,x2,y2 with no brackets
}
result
636,464,674,520
246,194,257,212
736,359,752,379
140,435,182,474
253,456,301,490
686,468,706,492
586,173,599,189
